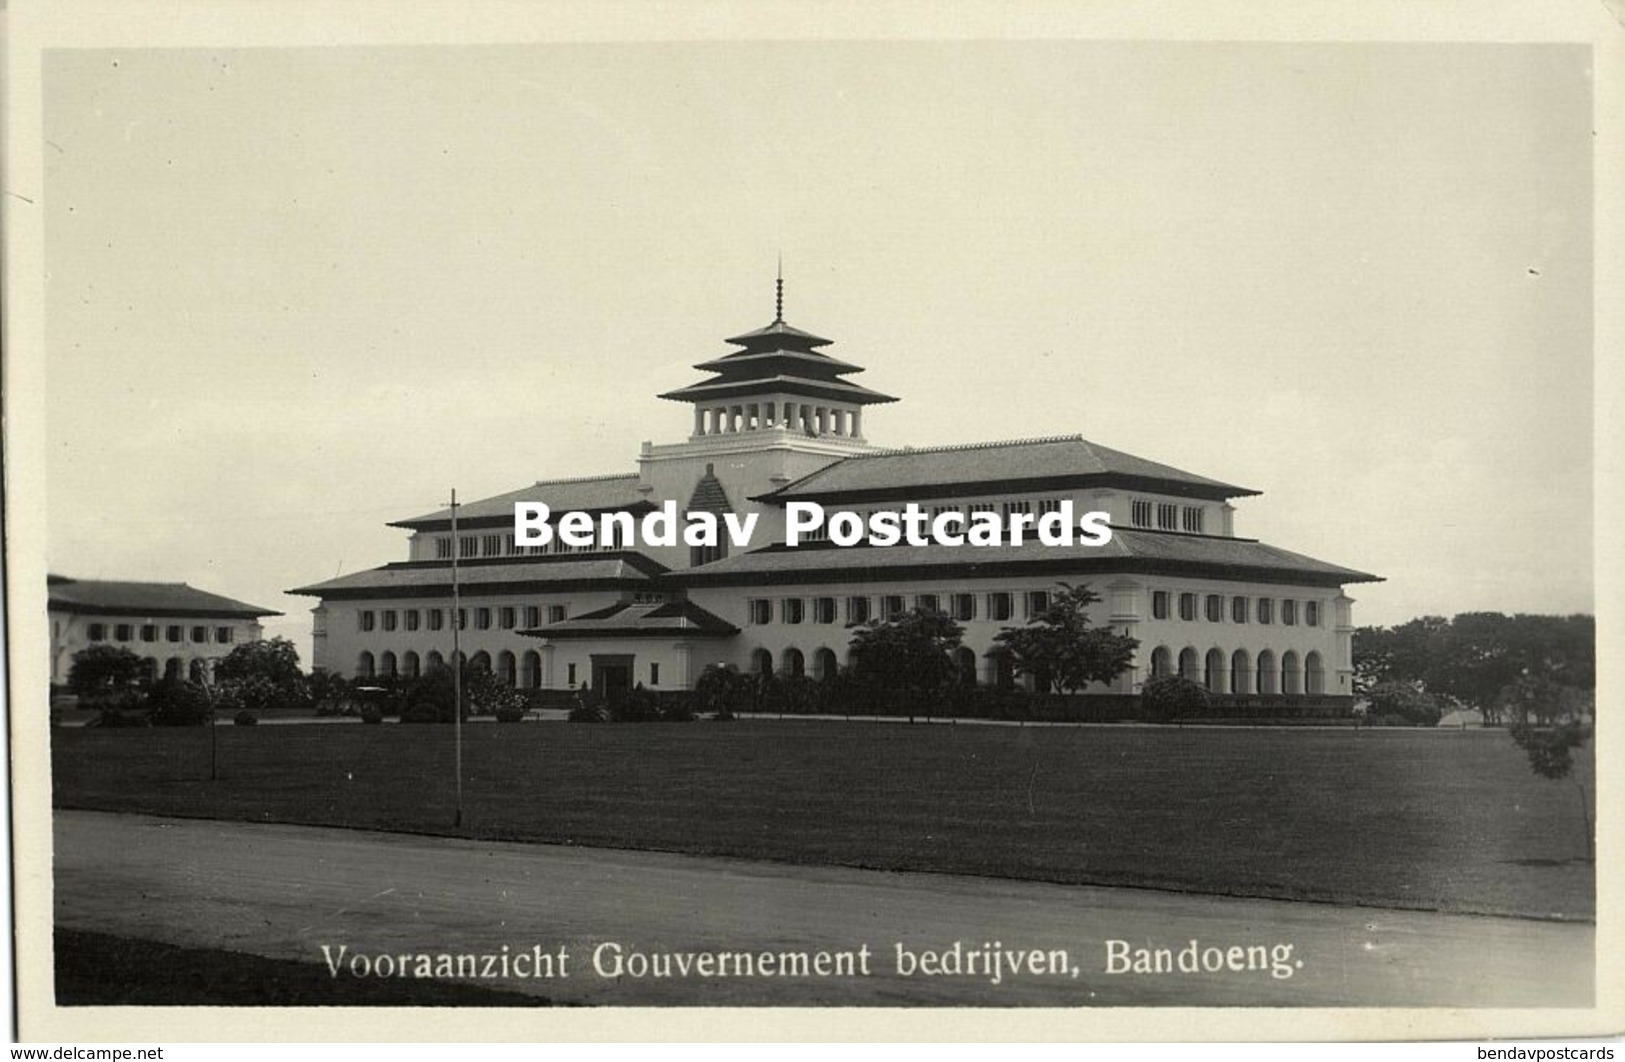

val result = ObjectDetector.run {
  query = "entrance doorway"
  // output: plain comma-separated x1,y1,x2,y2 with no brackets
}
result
590,654,635,704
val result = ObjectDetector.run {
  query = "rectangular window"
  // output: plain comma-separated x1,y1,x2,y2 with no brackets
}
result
1025,590,1050,618
650,662,660,685
115,624,132,642
191,625,207,642
691,544,726,567
216,627,233,644
459,536,477,558
457,608,467,630
436,537,453,559
548,605,568,624
524,606,541,627
1151,591,1169,620
988,591,1013,621
405,610,420,631
782,598,804,624
1157,503,1179,531
802,522,830,542
812,597,837,624
483,534,502,556
382,610,398,632
567,663,577,686
750,599,772,625
1178,593,1197,622
140,624,157,643
427,609,444,631
1282,600,1297,626
881,595,906,618
1038,498,1063,516
1205,594,1222,622
504,533,517,556
359,611,375,632
87,623,106,641
950,593,975,621
1182,507,1205,533
1131,499,1153,528
1258,598,1274,625
917,593,941,614
500,607,516,630
165,625,183,643
846,596,871,625
1306,601,1321,627
1001,500,1032,517
969,502,996,515
1231,596,1248,624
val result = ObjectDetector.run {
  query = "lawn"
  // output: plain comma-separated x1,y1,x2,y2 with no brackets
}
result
51,720,1594,920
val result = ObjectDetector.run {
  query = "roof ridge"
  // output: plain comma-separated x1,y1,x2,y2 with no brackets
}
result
531,472,639,486
855,434,1086,460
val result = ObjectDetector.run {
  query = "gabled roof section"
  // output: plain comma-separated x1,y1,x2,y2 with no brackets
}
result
48,576,281,618
668,529,1379,588
288,553,668,599
758,434,1258,502
522,599,739,639
686,464,733,516
390,474,647,530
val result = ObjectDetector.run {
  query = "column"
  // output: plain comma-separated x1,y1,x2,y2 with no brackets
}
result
816,407,828,434
850,408,863,438
764,401,775,428
694,407,705,436
673,641,693,690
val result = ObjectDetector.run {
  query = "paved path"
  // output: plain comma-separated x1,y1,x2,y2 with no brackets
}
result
54,810,1591,1007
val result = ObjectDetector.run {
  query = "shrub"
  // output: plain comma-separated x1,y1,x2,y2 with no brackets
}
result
568,701,609,723
610,685,662,723
494,706,528,723
359,702,384,725
1363,680,1442,727
92,707,149,728
659,696,696,723
233,710,257,726
1140,676,1209,723
146,678,213,727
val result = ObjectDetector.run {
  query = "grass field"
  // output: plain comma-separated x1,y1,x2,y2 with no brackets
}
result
51,720,1594,920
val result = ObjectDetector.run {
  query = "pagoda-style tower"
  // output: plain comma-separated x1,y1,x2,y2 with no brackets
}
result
658,275,896,442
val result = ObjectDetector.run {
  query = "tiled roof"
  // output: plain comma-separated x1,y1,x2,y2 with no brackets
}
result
288,554,666,598
671,528,1379,587
693,347,866,375
761,435,1256,500
524,599,739,639
724,319,833,348
47,576,280,618
658,374,898,405
686,467,733,516
391,474,647,529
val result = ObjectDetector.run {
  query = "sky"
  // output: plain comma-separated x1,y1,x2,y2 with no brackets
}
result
41,41,1594,662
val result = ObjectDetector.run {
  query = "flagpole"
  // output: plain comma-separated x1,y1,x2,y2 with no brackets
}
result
450,487,464,828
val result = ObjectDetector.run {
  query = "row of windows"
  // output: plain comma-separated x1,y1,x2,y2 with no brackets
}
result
432,532,620,560
86,622,235,645
747,590,1053,627
1129,499,1206,534
353,649,657,690
1150,592,1320,627
357,604,568,633
1148,646,1328,695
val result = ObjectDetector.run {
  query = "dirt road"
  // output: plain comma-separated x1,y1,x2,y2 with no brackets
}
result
54,810,1591,1007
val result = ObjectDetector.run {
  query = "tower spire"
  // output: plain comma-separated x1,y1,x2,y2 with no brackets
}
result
774,255,784,323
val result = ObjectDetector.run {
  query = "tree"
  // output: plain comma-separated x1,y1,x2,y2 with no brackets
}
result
848,606,965,719
67,644,147,701
1509,719,1593,863
1140,675,1209,723
992,583,1137,695
1361,680,1443,727
214,637,308,711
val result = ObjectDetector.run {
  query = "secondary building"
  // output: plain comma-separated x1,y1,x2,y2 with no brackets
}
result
291,282,1379,703
48,574,280,685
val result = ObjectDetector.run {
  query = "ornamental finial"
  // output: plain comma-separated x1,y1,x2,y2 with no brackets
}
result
775,254,784,323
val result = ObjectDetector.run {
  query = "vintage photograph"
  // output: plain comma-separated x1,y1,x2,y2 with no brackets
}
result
8,4,1614,1043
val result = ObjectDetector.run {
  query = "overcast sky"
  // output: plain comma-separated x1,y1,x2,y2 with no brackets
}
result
42,41,1593,660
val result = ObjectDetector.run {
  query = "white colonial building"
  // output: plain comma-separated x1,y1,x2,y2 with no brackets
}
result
48,574,279,686
292,283,1378,704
